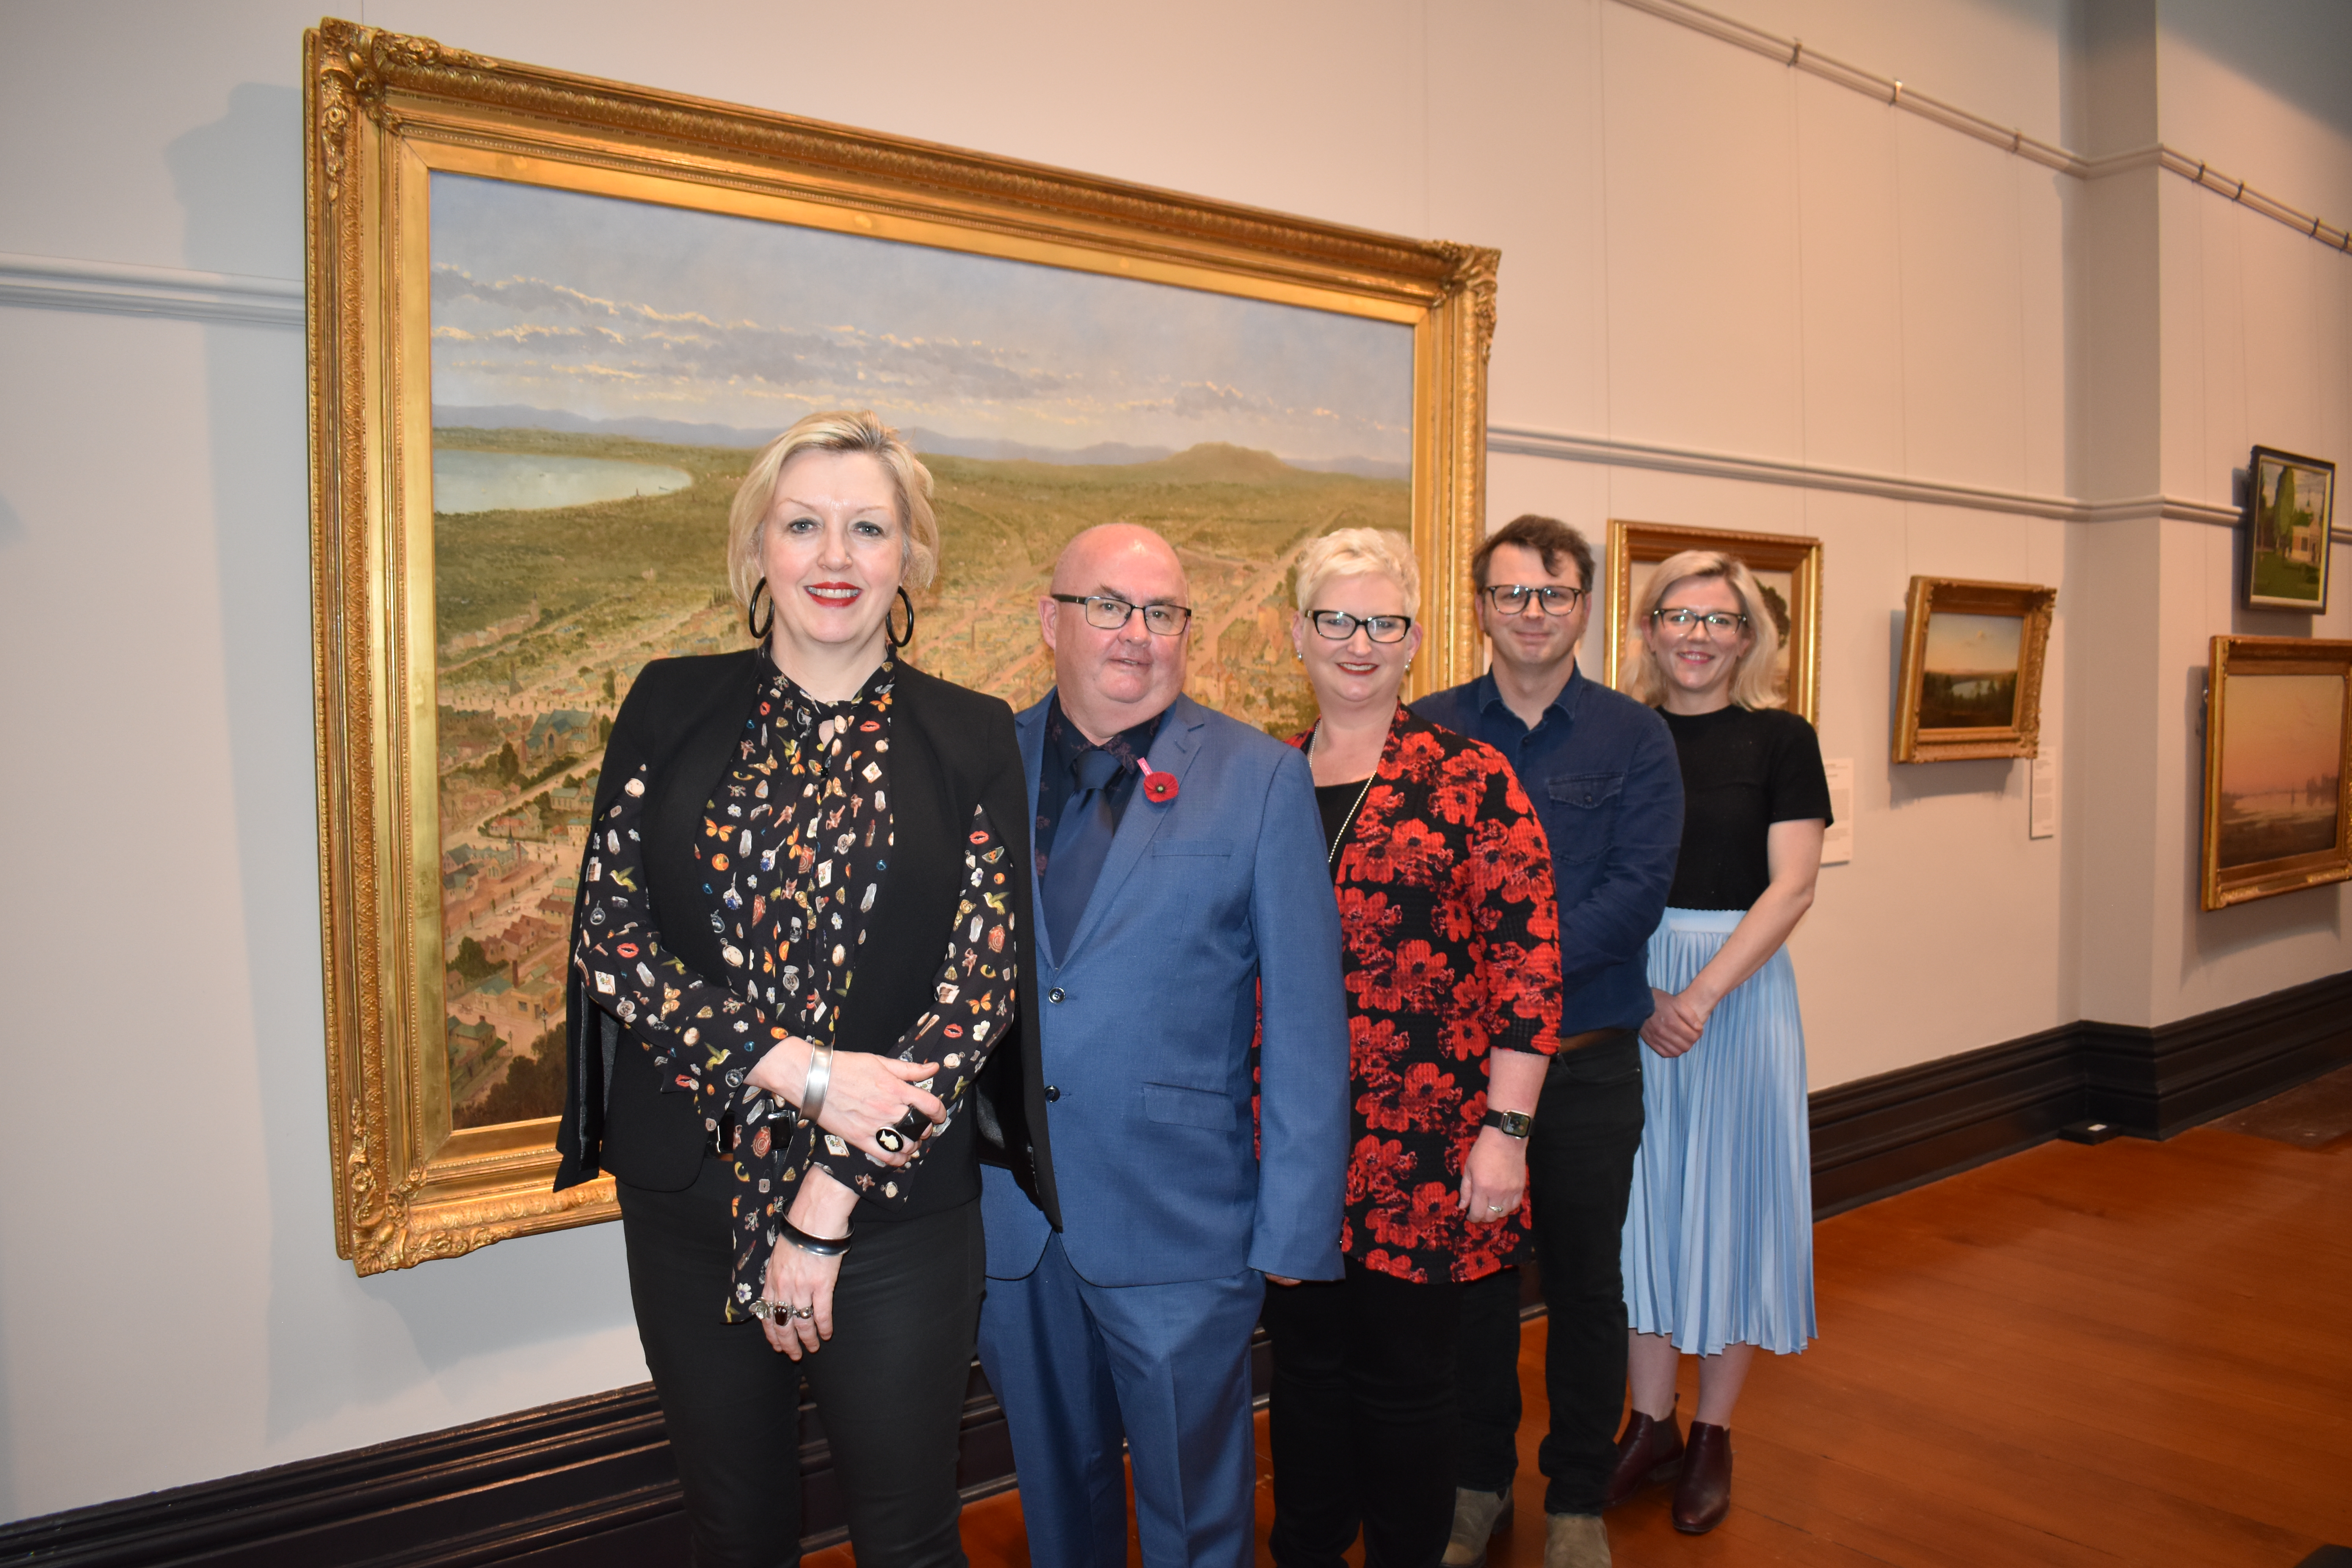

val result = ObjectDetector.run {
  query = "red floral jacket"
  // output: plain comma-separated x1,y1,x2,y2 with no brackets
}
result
1289,706,1563,1283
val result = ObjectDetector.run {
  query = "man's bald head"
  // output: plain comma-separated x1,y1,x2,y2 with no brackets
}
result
1039,523,1193,742
1050,523,1189,599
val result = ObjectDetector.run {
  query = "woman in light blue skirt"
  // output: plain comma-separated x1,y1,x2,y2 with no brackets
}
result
1605,550,1830,1535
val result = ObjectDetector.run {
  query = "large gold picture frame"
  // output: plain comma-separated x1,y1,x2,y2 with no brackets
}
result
1891,577,2056,763
2200,636,2352,910
1602,521,1824,724
305,21,1497,1272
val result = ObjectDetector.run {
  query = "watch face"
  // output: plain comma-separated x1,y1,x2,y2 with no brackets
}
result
1489,1110,1532,1137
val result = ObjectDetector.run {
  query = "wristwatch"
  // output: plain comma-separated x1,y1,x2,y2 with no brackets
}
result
1481,1109,1532,1139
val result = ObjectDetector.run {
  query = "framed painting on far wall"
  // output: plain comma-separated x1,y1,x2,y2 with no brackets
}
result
1602,522,1824,724
1892,576,2056,763
304,22,1497,1272
2245,446,2335,612
2201,636,2352,910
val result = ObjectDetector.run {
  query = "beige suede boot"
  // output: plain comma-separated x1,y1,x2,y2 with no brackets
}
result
1441,1483,1513,1568
1544,1510,1612,1568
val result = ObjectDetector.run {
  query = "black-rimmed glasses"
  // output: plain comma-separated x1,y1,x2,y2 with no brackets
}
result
1308,609,1414,644
1482,583,1586,617
1051,593,1194,636
1651,608,1748,636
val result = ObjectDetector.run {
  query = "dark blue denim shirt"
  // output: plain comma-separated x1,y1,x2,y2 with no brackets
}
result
1414,665,1682,1034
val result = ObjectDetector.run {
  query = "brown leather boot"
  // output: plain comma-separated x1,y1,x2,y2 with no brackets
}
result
1671,1421,1731,1534
1601,1405,1684,1509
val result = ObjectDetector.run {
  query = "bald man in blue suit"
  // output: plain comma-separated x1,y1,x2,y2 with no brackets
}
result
976,523,1350,1568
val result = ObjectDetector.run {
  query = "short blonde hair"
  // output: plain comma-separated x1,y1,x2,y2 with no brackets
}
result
1620,549,1783,710
726,410,939,614
1293,527,1421,618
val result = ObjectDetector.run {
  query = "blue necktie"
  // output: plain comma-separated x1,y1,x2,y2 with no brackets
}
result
1044,749,1123,958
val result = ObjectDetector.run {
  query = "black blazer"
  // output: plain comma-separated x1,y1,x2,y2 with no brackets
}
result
553,650,1059,1228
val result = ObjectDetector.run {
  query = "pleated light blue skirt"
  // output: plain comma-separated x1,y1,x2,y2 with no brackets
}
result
1620,907,1817,1357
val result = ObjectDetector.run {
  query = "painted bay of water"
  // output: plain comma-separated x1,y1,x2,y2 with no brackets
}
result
434,448,692,514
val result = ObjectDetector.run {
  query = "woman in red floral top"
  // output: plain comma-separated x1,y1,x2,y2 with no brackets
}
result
1263,528,1564,1568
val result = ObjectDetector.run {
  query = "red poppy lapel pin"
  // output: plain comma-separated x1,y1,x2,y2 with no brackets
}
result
1139,756,1179,804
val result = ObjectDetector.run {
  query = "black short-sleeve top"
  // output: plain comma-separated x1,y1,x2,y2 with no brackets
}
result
1659,704,1832,911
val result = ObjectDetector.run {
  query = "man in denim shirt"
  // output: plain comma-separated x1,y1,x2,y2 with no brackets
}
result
1414,515,1682,1568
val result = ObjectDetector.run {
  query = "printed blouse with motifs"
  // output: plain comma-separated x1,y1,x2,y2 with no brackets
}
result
1290,705,1564,1285
572,661,1020,1315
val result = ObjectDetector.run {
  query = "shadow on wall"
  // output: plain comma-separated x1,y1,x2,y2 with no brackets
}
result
0,492,23,549
163,85,642,1450
2161,0,2352,145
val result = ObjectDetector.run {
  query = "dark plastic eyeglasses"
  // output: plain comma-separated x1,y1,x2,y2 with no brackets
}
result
1482,583,1586,617
1308,610,1414,644
1051,593,1194,636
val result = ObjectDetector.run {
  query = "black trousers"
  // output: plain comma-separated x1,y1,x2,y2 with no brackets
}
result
617,1159,986,1568
1454,1034,1645,1517
1262,1260,1465,1568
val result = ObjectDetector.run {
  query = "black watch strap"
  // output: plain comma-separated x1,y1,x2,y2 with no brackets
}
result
1482,1109,1532,1139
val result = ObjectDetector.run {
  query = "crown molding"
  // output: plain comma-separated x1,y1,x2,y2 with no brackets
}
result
0,252,303,328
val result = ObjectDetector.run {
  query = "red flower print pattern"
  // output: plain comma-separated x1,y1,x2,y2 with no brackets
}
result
1292,706,1564,1285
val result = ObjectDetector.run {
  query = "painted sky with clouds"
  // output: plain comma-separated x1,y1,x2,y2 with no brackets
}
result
428,174,1413,463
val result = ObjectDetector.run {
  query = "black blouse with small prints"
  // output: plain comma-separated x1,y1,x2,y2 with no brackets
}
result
573,656,1020,1318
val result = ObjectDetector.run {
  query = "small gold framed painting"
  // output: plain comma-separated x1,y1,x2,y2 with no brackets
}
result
2200,636,2352,910
1891,577,2056,763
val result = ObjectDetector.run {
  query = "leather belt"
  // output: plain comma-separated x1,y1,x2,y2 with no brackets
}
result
1555,1026,1636,1056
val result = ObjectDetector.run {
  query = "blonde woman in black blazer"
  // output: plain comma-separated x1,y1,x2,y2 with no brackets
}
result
556,410,1045,1568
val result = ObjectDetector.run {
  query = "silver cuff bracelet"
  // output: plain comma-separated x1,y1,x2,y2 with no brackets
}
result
800,1040,833,1129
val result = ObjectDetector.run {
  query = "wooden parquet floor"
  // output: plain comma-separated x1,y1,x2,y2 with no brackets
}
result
817,1121,2351,1567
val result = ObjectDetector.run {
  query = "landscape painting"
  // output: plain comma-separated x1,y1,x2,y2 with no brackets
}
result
2246,446,2334,612
2213,673,2343,868
2200,637,2352,909
1917,612,2023,728
1892,577,2055,762
427,172,1414,1133
306,20,1495,1271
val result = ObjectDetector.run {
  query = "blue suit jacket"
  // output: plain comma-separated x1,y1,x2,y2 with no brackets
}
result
979,692,1350,1287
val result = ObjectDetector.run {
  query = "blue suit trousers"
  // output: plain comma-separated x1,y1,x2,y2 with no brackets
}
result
977,1233,1267,1568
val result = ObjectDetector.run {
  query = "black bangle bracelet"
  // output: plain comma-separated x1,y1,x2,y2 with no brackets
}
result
778,1216,852,1257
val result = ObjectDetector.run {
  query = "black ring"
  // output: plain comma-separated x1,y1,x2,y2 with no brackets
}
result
746,577,773,641
886,586,916,650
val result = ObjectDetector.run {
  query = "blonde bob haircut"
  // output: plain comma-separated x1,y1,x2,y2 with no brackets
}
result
1293,527,1421,618
1621,548,1783,711
725,409,940,614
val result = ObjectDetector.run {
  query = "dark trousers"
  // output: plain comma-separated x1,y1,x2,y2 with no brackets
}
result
1454,1034,1644,1517
618,1160,986,1568
1262,1261,1465,1568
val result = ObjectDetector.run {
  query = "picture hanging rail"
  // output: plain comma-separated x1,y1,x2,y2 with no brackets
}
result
304,19,1499,1272
1892,577,2056,763
2200,636,2352,911
2244,446,2334,614
1604,521,1824,724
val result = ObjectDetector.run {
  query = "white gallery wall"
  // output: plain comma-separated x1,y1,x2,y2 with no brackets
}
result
1,0,2348,1523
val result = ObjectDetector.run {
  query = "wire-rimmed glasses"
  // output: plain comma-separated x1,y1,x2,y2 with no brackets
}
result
1651,607,1748,637
1051,593,1194,636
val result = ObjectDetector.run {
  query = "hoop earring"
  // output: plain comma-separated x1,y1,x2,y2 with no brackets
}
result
886,587,916,651
746,578,773,641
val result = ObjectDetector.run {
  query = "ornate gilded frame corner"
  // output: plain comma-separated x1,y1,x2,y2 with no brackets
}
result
303,18,1498,1271
1602,521,1824,724
2200,636,2352,911
1891,576,2056,764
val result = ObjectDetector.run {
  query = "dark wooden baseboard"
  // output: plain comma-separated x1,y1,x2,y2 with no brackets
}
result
1811,968,2352,1217
9,971,2344,1566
